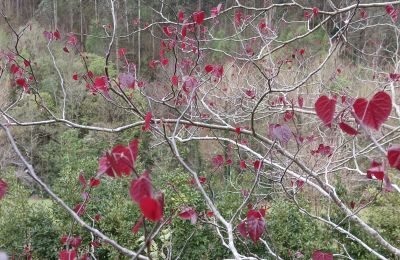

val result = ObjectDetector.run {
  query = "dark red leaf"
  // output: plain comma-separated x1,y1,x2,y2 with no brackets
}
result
205,64,213,73
240,160,247,169
235,127,241,134
315,96,336,127
353,91,392,130
95,214,101,222
78,172,86,191
253,160,263,171
178,207,197,224
10,64,19,74
89,178,100,187
367,161,384,180
59,250,76,260
247,213,265,243
69,236,82,248
142,112,152,131
73,203,85,216
298,96,304,108
338,122,359,136
0,179,7,200
130,171,153,204
23,60,30,67
16,78,28,88
312,250,333,260
139,196,163,222
54,30,61,40
387,145,400,170
237,221,248,238
193,11,205,25
132,217,144,234
63,46,70,53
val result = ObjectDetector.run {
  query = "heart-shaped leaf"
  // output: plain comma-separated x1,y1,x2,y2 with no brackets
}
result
353,91,392,130
387,145,400,170
315,96,336,127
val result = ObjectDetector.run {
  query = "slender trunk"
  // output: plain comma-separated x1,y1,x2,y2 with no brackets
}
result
80,0,84,51
53,0,57,30
124,0,129,43
138,0,141,74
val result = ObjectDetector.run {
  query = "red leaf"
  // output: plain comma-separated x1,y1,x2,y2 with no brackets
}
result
387,145,400,170
235,127,241,134
247,213,265,243
118,48,126,57
312,250,333,260
0,179,7,200
212,154,224,167
139,196,163,222
142,112,152,131
253,160,263,171
205,64,213,73
315,96,336,127
312,7,319,16
178,207,197,224
54,30,61,40
193,11,205,25
10,64,19,74
299,49,305,55
353,91,392,130
367,161,384,180
89,178,100,187
171,75,179,86
234,11,243,26
298,96,304,108
16,78,28,88
78,172,86,191
130,171,153,204
132,217,144,234
73,203,85,216
181,26,187,38
69,236,82,248
24,60,30,67
178,10,184,22
240,160,247,169
95,214,101,222
237,221,247,238
207,211,214,217
63,46,70,53
163,26,172,37
338,122,359,136
87,70,94,78
59,250,76,260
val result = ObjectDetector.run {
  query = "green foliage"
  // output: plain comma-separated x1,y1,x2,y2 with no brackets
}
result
0,172,61,259
86,53,117,78
266,200,332,259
